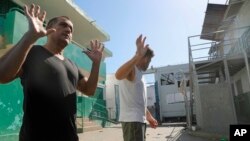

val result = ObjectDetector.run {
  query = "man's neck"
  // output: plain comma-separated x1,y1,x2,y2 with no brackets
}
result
44,42,66,60
44,42,64,55
136,64,143,72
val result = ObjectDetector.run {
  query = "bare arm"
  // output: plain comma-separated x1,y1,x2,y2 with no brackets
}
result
0,33,36,83
0,4,55,83
115,55,140,81
115,34,149,81
77,40,104,96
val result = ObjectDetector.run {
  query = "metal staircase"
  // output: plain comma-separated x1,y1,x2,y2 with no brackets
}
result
188,25,250,128
76,97,119,133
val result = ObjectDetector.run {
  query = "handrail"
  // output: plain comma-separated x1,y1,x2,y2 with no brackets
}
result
90,107,119,125
92,101,107,108
76,96,118,128
189,25,250,39
91,114,119,124
90,108,108,116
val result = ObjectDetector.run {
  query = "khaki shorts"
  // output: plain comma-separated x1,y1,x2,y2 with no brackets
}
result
121,122,146,141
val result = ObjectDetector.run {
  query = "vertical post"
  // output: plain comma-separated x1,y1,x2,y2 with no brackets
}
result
223,58,238,123
188,36,194,128
188,35,203,129
154,81,161,124
240,37,250,87
181,72,191,129
81,96,84,131
108,107,112,119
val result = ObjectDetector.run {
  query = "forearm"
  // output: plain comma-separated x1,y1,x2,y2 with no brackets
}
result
0,32,37,83
115,55,141,80
83,62,101,96
146,109,153,119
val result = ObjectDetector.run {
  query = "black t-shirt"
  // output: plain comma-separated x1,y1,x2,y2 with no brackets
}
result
19,45,83,141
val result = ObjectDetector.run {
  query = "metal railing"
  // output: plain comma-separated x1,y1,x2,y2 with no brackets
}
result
188,25,250,127
76,96,119,132
189,26,250,63
89,102,119,126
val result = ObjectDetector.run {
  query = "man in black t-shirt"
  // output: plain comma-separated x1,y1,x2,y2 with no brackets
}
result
0,4,104,141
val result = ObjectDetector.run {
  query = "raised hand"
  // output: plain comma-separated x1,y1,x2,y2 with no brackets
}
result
136,34,149,58
24,4,55,40
83,40,104,64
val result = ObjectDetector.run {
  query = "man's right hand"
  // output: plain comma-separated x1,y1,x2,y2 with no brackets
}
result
24,4,55,40
135,34,149,59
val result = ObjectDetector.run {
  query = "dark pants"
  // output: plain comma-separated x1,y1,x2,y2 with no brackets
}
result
121,122,147,141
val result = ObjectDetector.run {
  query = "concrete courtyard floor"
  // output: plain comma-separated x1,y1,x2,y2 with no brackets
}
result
78,123,221,141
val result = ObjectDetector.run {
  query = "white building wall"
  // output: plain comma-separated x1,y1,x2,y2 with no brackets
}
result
235,1,250,28
105,74,119,119
227,1,250,95
223,1,250,55
147,85,156,106
232,66,250,95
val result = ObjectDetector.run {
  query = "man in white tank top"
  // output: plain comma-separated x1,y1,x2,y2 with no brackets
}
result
115,35,158,141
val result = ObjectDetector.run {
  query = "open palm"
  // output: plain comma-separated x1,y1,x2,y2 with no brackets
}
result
24,4,55,39
136,34,149,58
83,40,104,64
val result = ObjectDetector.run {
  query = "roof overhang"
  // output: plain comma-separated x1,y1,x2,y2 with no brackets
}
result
12,0,112,57
201,4,227,41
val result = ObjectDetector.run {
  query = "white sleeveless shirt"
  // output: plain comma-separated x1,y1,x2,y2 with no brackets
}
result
118,66,147,123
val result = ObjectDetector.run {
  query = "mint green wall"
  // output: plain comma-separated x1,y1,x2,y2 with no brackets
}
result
0,7,108,140
0,17,4,35
0,17,4,48
64,43,106,79
4,9,27,45
77,95,106,118
0,79,23,140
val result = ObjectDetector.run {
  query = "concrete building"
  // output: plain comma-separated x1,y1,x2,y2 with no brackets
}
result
105,74,120,121
0,0,112,140
188,0,250,137
147,85,156,107
148,64,191,123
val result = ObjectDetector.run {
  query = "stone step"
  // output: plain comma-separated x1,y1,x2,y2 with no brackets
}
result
76,117,102,133
83,125,102,132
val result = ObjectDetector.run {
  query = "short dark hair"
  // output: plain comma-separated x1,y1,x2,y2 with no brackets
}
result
144,48,154,58
46,16,70,29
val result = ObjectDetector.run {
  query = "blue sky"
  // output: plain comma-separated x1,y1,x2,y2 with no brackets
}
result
74,0,227,77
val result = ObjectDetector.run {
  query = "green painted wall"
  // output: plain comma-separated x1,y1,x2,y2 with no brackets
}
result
0,17,4,48
0,5,108,140
0,17,4,34
77,94,106,118
4,9,27,45
0,79,23,140
64,43,106,78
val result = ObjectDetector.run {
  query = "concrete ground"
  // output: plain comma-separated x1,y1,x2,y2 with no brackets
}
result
78,124,218,141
